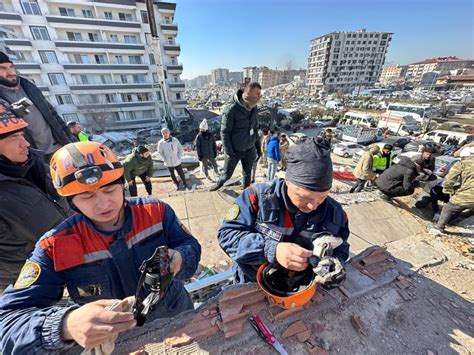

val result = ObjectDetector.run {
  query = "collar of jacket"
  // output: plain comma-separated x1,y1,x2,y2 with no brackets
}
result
81,202,133,238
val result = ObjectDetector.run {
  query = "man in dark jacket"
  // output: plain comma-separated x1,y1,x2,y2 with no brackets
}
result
122,145,154,197
0,110,71,292
375,156,419,198
210,82,261,191
0,52,73,162
412,145,436,180
196,119,218,180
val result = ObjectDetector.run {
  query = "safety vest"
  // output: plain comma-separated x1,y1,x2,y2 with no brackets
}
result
373,152,393,172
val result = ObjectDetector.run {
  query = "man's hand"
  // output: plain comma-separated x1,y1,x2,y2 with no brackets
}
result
168,248,183,276
127,180,134,186
62,299,136,349
275,243,313,272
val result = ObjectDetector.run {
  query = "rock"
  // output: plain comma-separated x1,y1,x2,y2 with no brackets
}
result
282,320,307,338
320,338,331,351
296,329,312,342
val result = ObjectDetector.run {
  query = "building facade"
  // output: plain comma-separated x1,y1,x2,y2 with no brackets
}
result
0,0,187,131
210,68,229,84
307,29,392,94
406,57,474,84
379,64,407,84
228,71,243,85
243,66,259,82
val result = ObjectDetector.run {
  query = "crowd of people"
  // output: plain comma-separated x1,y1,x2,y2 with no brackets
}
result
0,49,472,352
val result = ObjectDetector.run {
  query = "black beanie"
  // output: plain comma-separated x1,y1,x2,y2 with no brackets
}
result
285,137,333,192
137,145,149,154
0,52,12,64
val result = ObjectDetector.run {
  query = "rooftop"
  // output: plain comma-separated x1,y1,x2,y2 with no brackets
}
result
411,57,472,65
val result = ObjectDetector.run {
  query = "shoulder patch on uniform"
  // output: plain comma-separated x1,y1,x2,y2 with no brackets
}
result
14,261,41,289
225,204,240,220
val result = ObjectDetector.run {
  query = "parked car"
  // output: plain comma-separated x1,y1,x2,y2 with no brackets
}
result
403,140,442,154
434,155,460,178
380,136,411,150
333,142,366,158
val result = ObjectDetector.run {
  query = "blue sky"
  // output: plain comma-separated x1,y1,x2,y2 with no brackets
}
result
175,0,473,79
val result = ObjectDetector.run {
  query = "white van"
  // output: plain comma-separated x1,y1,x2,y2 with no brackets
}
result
325,100,342,110
377,114,421,136
424,130,473,145
343,112,377,128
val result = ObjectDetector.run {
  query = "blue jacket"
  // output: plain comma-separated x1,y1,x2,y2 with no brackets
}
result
0,198,201,354
217,179,350,283
266,136,281,161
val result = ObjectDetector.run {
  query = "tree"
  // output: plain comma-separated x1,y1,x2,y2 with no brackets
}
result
80,96,111,133
290,110,304,125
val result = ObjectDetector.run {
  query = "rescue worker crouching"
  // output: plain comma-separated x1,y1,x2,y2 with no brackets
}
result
0,142,201,353
217,137,350,293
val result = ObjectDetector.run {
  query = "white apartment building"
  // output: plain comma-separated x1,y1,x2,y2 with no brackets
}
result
405,57,474,85
307,29,392,94
211,68,229,83
0,0,187,132
243,66,260,82
379,64,407,84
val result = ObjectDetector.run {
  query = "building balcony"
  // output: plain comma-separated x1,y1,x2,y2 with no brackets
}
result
166,64,183,74
0,12,22,24
14,63,41,70
105,118,161,131
69,82,153,91
55,40,145,51
160,24,178,35
46,15,141,29
154,1,176,13
77,100,156,110
171,99,187,108
3,38,33,47
62,63,149,71
168,83,185,91
163,44,181,55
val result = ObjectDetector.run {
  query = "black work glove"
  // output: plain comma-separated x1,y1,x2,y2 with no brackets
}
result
313,256,346,289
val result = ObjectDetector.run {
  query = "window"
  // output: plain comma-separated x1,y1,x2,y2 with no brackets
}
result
152,73,159,83
94,54,106,64
164,16,172,24
124,35,137,44
21,0,41,15
74,54,90,64
380,41,386,46
82,9,93,18
121,93,133,102
56,94,73,105
48,73,66,85
176,93,181,100
67,32,83,41
105,94,116,103
59,7,75,17
141,11,148,23
79,75,88,84
110,34,118,43
30,26,50,40
88,33,99,42
115,55,124,64
148,53,155,65
167,37,174,44
63,113,78,121
120,75,128,83
100,74,112,84
39,51,58,64
128,55,141,64
133,74,146,83
104,11,112,20
118,12,132,21
145,33,152,45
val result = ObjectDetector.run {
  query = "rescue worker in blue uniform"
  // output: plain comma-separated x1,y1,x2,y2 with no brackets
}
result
218,137,350,286
0,142,201,354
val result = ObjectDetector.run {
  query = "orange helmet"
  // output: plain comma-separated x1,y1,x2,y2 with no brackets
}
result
0,102,28,138
50,142,124,196
256,263,317,310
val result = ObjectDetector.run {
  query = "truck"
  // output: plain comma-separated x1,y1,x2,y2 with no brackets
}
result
342,126,384,144
377,114,421,136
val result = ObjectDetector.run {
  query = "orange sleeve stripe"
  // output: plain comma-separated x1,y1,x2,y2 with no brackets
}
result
249,193,258,214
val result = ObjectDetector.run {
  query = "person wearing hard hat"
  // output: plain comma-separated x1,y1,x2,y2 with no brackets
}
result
0,107,71,293
217,137,349,308
0,142,201,353
431,147,474,234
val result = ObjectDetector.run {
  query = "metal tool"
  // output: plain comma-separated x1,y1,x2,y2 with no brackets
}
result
132,246,173,326
248,314,288,355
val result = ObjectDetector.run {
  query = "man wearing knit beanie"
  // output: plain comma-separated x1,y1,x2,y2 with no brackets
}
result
218,137,350,289
0,51,72,163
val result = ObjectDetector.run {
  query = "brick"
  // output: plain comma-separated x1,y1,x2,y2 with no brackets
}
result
274,306,304,321
164,334,192,347
350,315,367,336
296,329,312,342
360,252,390,267
397,289,413,301
338,285,351,299
282,320,307,338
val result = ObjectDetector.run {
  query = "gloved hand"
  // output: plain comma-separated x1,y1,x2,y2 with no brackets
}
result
313,256,346,289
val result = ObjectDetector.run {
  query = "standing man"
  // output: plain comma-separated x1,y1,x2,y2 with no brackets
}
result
210,82,261,191
373,144,394,174
279,133,289,171
217,137,349,286
0,109,71,292
0,52,72,161
350,144,379,193
158,128,189,190
195,119,219,181
122,145,154,197
67,121,89,142
266,131,280,180
432,147,474,234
